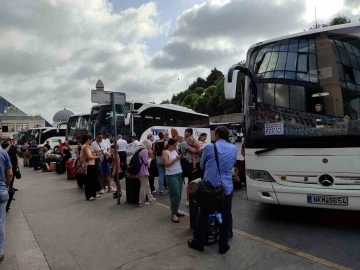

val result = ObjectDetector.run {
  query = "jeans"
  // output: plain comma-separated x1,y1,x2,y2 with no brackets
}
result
157,156,166,191
0,189,9,255
194,192,233,248
166,173,183,215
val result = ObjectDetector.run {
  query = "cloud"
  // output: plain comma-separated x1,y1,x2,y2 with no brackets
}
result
0,0,173,122
2,0,359,124
151,0,308,70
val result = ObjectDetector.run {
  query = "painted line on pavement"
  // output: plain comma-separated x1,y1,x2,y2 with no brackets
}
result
152,200,351,270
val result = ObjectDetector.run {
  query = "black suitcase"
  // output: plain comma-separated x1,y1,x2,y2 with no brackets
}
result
126,177,140,204
55,160,66,174
6,188,15,212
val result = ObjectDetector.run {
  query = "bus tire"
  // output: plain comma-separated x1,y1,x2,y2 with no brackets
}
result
53,146,59,152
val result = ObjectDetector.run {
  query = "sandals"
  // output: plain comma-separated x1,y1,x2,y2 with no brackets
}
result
171,215,180,223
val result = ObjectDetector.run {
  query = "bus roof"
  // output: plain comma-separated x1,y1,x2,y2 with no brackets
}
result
248,22,360,50
68,113,90,118
91,102,209,117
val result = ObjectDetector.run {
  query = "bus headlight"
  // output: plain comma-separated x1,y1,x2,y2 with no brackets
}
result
246,170,275,182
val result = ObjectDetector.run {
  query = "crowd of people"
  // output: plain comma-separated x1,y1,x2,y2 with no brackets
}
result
0,125,238,263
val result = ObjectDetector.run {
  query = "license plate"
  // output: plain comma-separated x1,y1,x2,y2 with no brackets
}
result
307,195,348,206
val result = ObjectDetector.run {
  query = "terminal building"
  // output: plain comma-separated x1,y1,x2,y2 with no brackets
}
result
0,96,52,137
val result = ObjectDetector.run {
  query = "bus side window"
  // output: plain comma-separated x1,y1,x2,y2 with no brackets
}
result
162,109,175,126
133,114,143,137
142,114,153,130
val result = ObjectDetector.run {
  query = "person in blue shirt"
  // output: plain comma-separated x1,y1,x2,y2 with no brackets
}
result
188,126,237,255
0,148,13,262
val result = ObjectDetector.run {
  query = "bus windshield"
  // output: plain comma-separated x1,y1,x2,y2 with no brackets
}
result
89,104,131,140
246,27,360,148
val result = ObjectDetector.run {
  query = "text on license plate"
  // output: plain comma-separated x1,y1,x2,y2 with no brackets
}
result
307,195,348,206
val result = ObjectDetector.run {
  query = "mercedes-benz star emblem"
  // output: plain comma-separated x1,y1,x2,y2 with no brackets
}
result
323,158,328,163
318,174,334,187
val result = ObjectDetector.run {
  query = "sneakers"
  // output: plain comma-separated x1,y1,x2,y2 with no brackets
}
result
186,200,189,207
152,189,157,194
99,189,105,194
151,198,156,202
159,191,163,195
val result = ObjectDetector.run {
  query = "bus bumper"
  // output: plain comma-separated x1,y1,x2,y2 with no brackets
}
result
247,177,360,210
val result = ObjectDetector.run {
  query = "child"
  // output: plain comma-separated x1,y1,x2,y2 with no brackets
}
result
110,145,122,199
186,135,205,173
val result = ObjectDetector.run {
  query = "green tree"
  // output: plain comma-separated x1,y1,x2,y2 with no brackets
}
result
309,15,353,30
193,96,210,113
206,68,223,87
194,87,205,96
183,93,200,108
160,99,170,104
328,15,351,26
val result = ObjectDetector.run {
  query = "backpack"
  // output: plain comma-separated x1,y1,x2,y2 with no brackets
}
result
127,148,145,176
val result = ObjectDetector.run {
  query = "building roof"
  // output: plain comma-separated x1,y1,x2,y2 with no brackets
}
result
53,108,75,122
0,115,46,120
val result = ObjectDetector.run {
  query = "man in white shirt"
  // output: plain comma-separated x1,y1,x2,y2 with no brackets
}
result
117,135,128,172
91,132,113,194
104,134,112,148
127,136,139,155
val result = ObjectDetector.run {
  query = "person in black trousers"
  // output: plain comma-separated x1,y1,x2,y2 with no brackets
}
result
80,135,101,201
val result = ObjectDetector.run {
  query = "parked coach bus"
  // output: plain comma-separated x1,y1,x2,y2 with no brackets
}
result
224,23,360,210
57,114,90,146
89,102,210,144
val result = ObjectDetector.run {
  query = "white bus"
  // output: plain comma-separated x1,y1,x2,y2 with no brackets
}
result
37,127,67,150
224,23,360,210
89,102,210,144
57,114,90,145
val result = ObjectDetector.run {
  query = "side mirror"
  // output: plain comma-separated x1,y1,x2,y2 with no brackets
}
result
224,70,239,100
125,113,131,126
224,64,258,109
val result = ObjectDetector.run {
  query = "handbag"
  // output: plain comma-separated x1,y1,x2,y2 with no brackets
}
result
75,157,88,175
194,143,224,209
149,158,159,177
15,167,21,179
179,149,190,177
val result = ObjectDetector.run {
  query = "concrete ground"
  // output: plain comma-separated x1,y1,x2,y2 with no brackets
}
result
0,166,333,270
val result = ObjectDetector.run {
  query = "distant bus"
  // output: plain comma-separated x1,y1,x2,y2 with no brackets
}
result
89,102,210,144
57,114,90,145
17,127,50,145
38,128,66,150
210,122,242,142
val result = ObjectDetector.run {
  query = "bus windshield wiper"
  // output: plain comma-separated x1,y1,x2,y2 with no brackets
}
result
255,147,277,155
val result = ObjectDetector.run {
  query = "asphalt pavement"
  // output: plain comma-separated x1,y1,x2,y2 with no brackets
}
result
0,163,352,270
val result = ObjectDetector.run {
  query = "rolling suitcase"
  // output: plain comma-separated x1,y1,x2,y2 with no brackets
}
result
125,177,140,204
56,159,66,174
66,159,77,180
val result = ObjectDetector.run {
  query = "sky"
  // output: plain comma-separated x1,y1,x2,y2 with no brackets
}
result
1,0,360,123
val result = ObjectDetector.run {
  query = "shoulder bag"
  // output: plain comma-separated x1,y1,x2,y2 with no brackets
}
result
15,166,21,179
76,146,88,175
194,143,224,209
